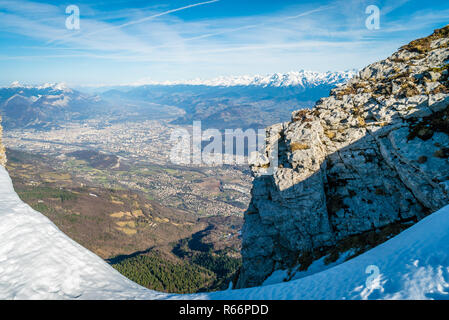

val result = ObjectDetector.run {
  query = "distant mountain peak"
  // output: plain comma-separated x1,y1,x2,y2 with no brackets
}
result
5,82,72,93
9,81,22,88
130,70,356,88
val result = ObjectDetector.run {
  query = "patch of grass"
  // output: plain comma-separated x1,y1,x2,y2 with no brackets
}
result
390,57,408,63
375,188,387,196
417,156,428,164
400,25,449,54
357,116,366,127
31,203,53,214
290,142,310,152
389,71,412,81
399,82,420,98
334,85,357,98
324,222,412,265
407,105,449,141
434,148,449,159
18,186,78,202
374,82,392,96
430,84,448,95
429,63,449,73
292,110,313,122
324,130,336,140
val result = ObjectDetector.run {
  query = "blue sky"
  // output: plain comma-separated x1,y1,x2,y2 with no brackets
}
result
0,0,448,86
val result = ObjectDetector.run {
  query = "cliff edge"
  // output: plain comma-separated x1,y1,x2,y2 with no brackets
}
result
237,26,449,288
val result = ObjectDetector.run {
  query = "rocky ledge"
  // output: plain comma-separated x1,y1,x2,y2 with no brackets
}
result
237,26,449,288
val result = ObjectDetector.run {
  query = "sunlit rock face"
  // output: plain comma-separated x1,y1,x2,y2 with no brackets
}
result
237,26,449,288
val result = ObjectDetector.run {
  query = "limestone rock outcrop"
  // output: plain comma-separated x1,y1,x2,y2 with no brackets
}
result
237,26,449,288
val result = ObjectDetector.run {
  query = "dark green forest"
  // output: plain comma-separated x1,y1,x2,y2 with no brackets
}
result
111,251,241,294
111,254,214,294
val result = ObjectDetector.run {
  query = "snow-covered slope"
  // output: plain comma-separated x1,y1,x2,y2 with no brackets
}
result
129,70,355,88
0,166,168,300
208,203,449,300
1,164,449,300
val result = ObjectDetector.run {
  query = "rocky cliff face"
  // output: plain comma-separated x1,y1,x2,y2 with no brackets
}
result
0,116,6,167
237,26,449,288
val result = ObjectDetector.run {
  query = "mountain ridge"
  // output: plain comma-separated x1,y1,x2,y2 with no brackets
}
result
0,84,103,129
236,25,449,288
5,70,354,91
1,71,353,131
125,70,355,88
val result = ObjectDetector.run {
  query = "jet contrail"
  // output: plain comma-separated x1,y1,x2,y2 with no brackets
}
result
138,5,334,51
88,0,220,35
47,0,220,44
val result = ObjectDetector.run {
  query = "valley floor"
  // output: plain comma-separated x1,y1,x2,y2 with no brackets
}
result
4,149,242,294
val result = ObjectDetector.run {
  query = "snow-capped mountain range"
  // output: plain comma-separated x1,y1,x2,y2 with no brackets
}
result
8,81,73,93
0,71,353,131
128,70,356,88
0,82,103,129
6,70,355,92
